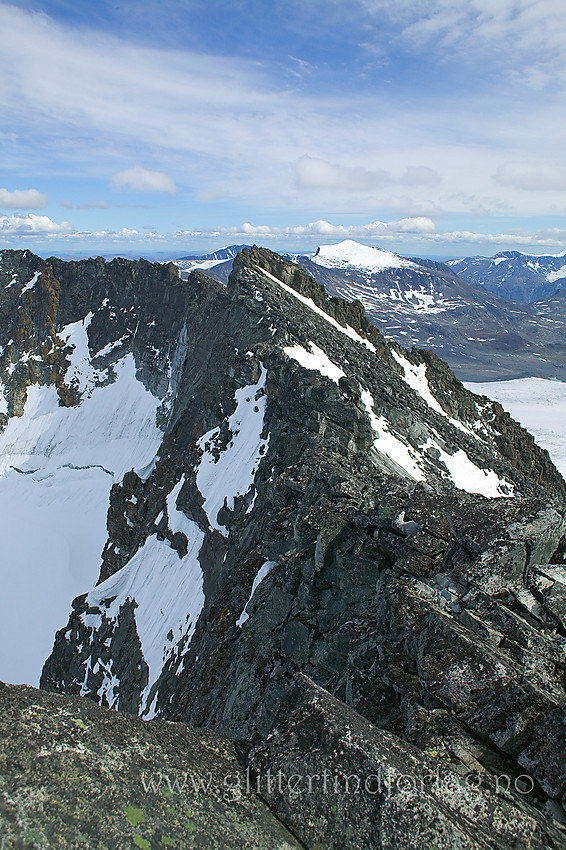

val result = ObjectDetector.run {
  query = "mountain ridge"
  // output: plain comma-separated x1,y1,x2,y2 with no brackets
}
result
449,250,566,303
2,245,566,843
168,240,566,381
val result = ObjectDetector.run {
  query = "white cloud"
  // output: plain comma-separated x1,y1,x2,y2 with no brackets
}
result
0,213,73,236
174,219,566,252
0,188,48,209
534,227,566,243
5,215,566,257
494,163,566,192
0,4,289,187
405,228,566,248
73,227,158,241
356,0,566,75
392,217,437,233
111,166,176,194
0,221,169,244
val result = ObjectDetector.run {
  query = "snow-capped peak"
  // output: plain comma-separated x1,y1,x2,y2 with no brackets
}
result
311,240,418,273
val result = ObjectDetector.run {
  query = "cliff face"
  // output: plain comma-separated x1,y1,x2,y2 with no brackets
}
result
1,246,566,836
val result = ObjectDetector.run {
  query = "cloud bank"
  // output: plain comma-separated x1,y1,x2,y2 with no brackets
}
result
0,214,73,236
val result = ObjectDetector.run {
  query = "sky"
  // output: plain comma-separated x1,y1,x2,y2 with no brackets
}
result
1,0,566,259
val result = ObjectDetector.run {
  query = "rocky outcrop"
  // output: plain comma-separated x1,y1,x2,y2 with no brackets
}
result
3,675,566,850
0,680,301,849
249,674,566,849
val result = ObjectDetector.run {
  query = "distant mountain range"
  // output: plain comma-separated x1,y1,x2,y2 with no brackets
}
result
170,241,566,382
448,250,566,303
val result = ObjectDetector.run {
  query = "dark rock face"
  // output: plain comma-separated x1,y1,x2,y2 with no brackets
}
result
0,249,218,423
2,244,566,842
0,681,302,849
249,674,566,849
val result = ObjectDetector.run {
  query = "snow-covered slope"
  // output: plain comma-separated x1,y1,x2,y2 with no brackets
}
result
0,321,163,686
311,240,420,273
0,252,198,687
305,240,464,316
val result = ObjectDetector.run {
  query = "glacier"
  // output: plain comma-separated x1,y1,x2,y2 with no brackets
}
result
0,316,163,686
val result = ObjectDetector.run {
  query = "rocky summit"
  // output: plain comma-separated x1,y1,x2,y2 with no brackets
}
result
1,245,566,847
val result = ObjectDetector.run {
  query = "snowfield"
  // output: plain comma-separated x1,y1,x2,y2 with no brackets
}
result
465,377,566,478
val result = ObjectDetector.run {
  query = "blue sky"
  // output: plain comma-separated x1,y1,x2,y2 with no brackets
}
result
1,0,566,258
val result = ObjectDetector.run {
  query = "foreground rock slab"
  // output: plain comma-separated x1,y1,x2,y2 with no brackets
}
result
249,674,566,850
0,682,301,850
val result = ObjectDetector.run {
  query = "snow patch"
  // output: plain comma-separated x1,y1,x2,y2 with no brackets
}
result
424,438,514,498
546,266,566,283
196,366,269,536
21,271,40,294
283,342,345,384
95,335,130,358
236,561,277,627
166,475,189,534
361,389,424,481
186,258,226,271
